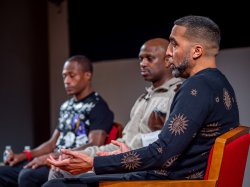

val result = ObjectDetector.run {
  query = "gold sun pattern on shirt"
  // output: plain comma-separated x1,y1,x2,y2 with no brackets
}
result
121,151,142,170
223,88,232,110
192,132,197,138
169,114,188,135
207,122,220,127
157,147,163,154
201,150,210,157
154,169,169,176
190,89,198,96
200,122,220,137
185,170,204,179
215,96,220,103
162,155,179,169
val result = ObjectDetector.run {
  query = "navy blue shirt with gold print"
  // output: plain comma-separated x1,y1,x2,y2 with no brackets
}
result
94,68,239,180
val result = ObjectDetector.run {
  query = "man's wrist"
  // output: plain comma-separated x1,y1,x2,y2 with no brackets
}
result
23,150,32,161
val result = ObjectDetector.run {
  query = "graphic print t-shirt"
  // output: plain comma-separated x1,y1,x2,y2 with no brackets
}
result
55,92,112,151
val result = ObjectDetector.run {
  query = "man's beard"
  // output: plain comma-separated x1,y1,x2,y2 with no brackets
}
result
171,58,189,78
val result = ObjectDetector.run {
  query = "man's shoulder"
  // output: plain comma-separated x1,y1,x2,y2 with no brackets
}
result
89,92,113,112
180,74,215,96
91,92,108,104
78,92,104,104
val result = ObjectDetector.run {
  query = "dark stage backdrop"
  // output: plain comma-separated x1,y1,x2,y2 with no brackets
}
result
67,1,250,62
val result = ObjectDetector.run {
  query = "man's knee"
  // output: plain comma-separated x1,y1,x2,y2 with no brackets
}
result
18,168,33,186
18,167,49,187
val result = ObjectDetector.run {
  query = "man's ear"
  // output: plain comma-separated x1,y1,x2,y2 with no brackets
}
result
85,72,92,79
164,55,171,68
193,44,203,59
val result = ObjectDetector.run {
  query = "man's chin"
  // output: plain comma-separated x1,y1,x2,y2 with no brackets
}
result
65,91,74,96
142,74,151,81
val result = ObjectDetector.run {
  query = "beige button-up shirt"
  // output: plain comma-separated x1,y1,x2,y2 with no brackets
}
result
82,77,183,156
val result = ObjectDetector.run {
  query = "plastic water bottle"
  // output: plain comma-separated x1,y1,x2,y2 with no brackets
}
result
23,145,32,161
3,145,13,162
24,145,31,152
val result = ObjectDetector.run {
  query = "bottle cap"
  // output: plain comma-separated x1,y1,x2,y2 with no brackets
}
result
23,146,32,160
24,146,30,150
5,145,11,150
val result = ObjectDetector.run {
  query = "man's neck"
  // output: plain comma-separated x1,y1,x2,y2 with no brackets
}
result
74,87,94,101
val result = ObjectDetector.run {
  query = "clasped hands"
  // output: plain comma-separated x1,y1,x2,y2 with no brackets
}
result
47,140,130,175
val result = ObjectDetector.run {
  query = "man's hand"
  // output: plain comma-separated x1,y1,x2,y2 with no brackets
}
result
7,153,27,166
49,152,71,172
23,154,49,169
47,149,93,175
96,140,130,156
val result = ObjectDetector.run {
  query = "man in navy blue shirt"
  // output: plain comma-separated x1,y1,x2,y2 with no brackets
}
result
43,15,239,187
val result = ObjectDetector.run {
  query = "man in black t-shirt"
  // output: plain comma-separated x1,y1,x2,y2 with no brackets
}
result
0,55,114,187
43,15,239,187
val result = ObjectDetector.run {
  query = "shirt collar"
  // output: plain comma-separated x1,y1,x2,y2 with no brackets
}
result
145,77,183,93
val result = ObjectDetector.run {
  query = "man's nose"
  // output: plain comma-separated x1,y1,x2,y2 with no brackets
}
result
140,59,148,67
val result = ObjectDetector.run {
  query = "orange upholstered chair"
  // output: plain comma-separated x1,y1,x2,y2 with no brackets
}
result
100,125,250,187
105,122,123,144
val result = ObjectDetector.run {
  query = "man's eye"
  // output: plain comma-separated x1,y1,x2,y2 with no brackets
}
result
147,57,154,61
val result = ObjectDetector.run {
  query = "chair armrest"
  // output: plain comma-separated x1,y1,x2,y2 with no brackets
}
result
100,179,217,187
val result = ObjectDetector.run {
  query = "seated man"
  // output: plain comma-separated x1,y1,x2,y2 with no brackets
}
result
0,55,114,187
43,15,239,187
47,38,183,180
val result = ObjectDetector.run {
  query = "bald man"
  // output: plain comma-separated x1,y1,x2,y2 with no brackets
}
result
47,38,183,180
44,16,239,186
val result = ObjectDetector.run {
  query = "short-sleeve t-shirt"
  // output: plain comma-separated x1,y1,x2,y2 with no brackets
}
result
55,92,114,151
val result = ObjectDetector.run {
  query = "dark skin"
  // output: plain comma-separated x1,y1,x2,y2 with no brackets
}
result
47,38,175,175
5,60,107,169
167,25,216,78
139,38,173,88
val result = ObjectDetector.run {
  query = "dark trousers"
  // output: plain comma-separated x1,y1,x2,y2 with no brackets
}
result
42,171,153,187
0,161,50,187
